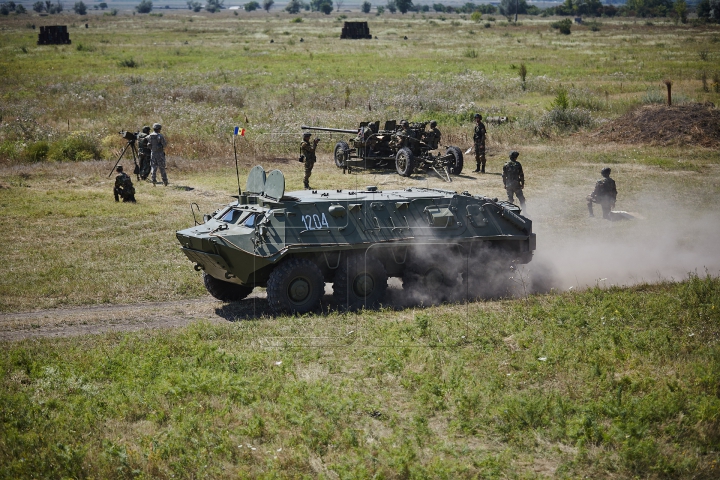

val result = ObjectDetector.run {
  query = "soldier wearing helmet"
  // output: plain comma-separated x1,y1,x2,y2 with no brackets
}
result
300,132,320,189
587,167,617,219
394,120,414,149
502,151,525,209
472,113,487,173
423,120,441,150
113,165,136,203
137,125,152,180
148,123,168,186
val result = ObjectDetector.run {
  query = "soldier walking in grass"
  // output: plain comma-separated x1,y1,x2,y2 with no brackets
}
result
502,151,525,209
473,113,487,173
137,126,151,181
300,132,320,189
148,123,168,186
587,167,617,220
113,165,136,203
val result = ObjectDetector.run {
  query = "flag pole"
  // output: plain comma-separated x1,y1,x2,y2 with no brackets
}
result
233,126,241,201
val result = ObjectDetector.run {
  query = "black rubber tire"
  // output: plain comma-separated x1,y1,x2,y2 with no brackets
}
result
446,146,464,175
266,257,325,315
403,258,460,303
333,254,388,311
334,141,350,168
203,273,254,302
395,147,415,177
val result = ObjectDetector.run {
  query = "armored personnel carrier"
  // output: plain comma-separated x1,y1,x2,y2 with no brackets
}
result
302,120,464,182
176,166,535,314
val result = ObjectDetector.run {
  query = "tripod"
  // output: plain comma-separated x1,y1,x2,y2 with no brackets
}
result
108,131,141,181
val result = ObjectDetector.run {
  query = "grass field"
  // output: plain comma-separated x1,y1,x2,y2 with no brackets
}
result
1,9,720,478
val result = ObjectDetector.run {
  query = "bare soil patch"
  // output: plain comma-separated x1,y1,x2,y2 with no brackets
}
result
594,104,720,147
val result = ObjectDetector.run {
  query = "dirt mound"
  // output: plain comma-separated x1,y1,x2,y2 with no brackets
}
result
595,103,720,147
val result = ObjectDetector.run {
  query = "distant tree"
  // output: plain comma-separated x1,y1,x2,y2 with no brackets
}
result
335,0,343,11
0,4,9,14
499,0,527,19
386,0,396,13
73,0,86,14
319,0,331,13
432,3,444,12
206,0,223,12
696,0,719,21
673,0,687,22
33,1,44,11
135,0,152,13
16,3,26,12
285,0,301,12
395,0,412,13
262,0,273,11
50,1,63,13
244,0,259,10
361,0,371,13
98,1,107,8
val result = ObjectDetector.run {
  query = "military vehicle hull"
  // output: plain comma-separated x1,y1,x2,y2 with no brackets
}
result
177,166,535,314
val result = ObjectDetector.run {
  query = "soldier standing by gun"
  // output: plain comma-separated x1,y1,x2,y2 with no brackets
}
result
148,123,168,186
587,167,617,219
424,120,441,150
502,151,526,209
137,126,151,181
473,113,487,173
113,166,136,203
300,132,320,189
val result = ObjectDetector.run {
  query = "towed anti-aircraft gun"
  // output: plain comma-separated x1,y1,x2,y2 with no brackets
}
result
301,120,464,182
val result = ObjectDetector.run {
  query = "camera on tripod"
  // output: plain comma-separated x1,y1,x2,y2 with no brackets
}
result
120,130,138,142
109,130,141,179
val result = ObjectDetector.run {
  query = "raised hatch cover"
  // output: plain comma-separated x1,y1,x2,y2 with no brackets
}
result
246,165,266,194
264,169,285,201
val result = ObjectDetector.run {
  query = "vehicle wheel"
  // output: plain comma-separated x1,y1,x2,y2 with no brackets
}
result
395,147,415,177
334,141,350,168
403,259,460,303
266,257,325,315
203,273,254,302
333,254,388,311
446,146,464,175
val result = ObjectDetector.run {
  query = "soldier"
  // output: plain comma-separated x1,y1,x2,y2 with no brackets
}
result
113,165,136,203
473,113,487,173
587,167,617,219
300,132,320,189
394,120,412,149
424,120,441,150
137,126,151,180
502,151,525,209
148,123,168,186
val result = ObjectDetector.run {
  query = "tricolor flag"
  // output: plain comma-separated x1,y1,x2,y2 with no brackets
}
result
233,127,246,136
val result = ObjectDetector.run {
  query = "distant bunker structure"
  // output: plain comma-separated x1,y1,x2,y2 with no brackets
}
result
341,21,372,39
37,25,71,45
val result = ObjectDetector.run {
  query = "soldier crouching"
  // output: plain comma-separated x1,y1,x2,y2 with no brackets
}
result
587,167,617,219
114,165,136,203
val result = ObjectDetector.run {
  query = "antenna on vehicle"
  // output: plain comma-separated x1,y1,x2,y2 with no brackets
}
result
233,126,245,202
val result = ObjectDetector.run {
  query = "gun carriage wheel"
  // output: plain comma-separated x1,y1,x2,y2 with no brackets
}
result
203,273,254,302
267,257,325,314
334,141,350,168
446,146,464,175
333,254,388,311
395,147,416,177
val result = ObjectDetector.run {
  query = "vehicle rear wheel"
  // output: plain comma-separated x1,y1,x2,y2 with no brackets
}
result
203,273,254,302
267,257,325,315
446,146,463,175
334,141,350,168
395,147,415,177
333,254,388,311
403,259,460,303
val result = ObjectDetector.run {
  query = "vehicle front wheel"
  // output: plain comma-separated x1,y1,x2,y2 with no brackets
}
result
334,141,350,168
333,254,388,311
395,147,415,177
267,257,325,315
446,146,463,175
203,273,254,302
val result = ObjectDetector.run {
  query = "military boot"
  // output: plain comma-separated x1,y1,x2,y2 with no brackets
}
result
163,180,168,186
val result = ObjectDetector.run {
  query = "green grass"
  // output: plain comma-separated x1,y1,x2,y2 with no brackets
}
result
2,275,719,478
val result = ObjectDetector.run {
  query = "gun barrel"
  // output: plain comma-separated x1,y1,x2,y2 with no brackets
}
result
301,125,358,134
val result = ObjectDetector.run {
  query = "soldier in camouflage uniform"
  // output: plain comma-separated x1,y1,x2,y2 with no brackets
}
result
587,167,617,219
473,113,487,173
394,120,413,149
423,120,441,150
502,151,525,209
137,126,151,180
113,165,136,203
300,132,320,189
148,123,168,186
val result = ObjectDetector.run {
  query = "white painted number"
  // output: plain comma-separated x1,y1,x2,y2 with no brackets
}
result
302,213,330,230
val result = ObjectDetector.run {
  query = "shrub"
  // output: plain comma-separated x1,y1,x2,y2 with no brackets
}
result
541,107,595,131
25,141,50,162
551,88,569,110
47,133,102,162
118,58,139,68
551,18,572,34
